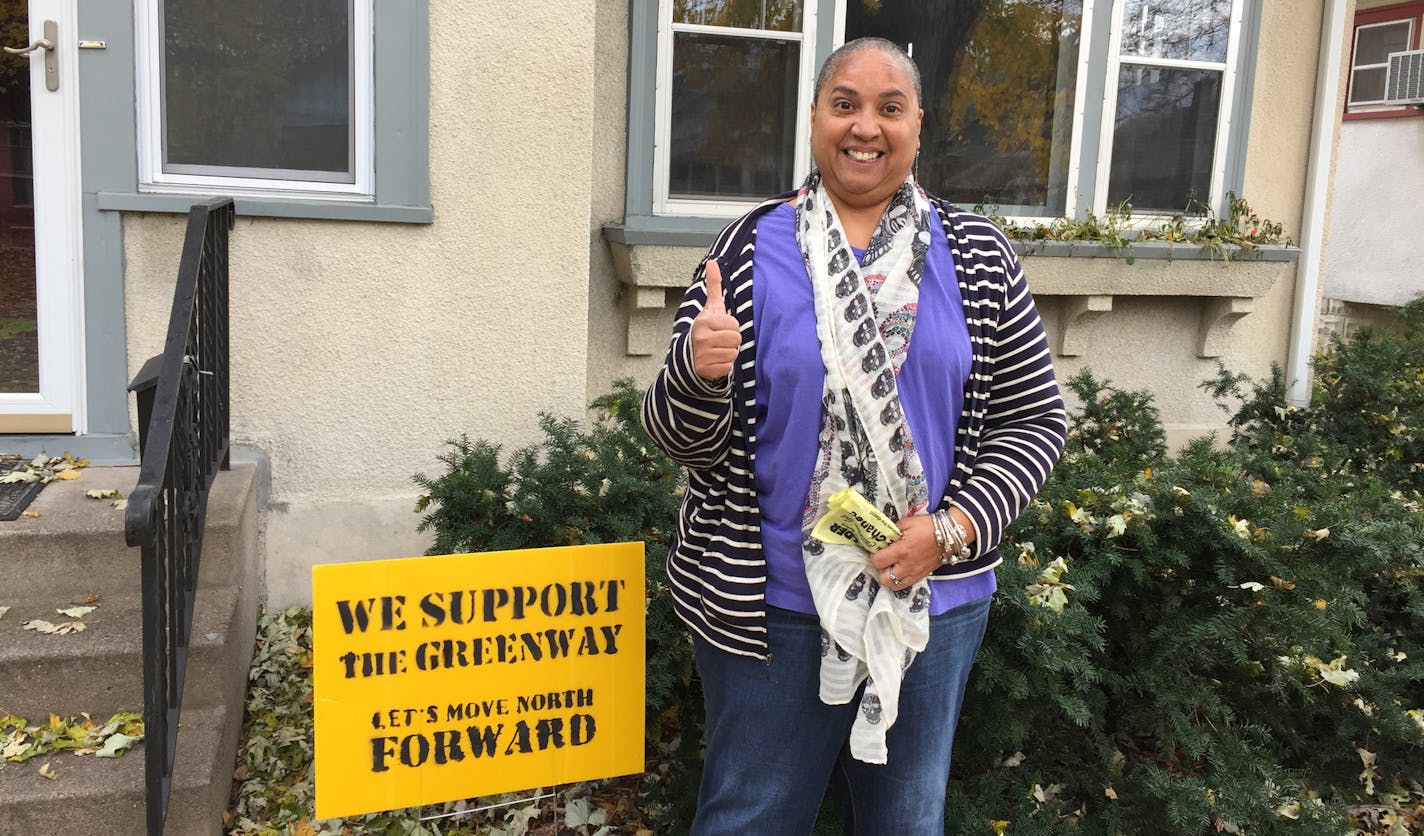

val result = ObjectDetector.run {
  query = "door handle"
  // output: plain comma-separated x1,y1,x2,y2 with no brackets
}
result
3,20,58,92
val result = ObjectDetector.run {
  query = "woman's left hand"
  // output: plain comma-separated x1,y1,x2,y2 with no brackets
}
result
869,509,976,589
868,515,940,590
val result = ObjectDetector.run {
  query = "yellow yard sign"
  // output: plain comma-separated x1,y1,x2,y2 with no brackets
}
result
312,542,645,820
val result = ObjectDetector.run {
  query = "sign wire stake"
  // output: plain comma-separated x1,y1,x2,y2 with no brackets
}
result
418,790,556,823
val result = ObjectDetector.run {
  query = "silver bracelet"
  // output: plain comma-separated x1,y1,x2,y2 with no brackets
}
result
935,509,972,566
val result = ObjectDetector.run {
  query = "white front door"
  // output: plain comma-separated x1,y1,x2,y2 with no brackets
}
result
0,0,82,434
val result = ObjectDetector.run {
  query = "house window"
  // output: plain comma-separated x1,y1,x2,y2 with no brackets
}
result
136,0,374,199
654,0,816,215
1345,2,1423,118
1101,0,1238,212
627,0,1257,226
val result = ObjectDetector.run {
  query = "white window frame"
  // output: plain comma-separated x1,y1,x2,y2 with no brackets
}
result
637,0,1252,225
653,0,818,218
134,0,375,201
1094,0,1244,217
1347,18,1416,108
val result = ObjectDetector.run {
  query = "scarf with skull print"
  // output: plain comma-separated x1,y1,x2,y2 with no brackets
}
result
795,171,936,764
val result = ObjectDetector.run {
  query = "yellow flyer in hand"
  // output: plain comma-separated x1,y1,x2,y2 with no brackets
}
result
810,487,901,554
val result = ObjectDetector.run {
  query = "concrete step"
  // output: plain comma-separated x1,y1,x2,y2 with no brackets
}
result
0,461,260,835
0,464,258,594
0,584,247,721
0,702,240,836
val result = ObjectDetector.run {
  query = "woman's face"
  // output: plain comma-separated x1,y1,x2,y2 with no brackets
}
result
809,48,923,214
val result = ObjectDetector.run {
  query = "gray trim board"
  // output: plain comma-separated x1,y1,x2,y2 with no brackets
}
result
1224,0,1263,208
625,0,658,219
77,3,140,444
604,215,732,246
0,435,137,466
96,192,434,224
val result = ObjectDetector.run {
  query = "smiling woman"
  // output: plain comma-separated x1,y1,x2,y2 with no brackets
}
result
642,36,1067,835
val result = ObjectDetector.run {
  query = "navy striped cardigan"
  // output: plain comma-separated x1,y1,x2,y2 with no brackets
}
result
642,194,1068,659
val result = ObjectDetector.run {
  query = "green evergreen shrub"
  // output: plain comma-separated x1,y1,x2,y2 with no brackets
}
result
950,360,1424,835
411,380,704,824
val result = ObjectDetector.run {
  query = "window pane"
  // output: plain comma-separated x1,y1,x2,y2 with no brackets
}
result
1120,0,1231,63
669,33,800,201
1108,66,1221,212
673,0,802,32
1355,22,1411,67
847,0,1081,215
1350,66,1387,104
163,0,352,178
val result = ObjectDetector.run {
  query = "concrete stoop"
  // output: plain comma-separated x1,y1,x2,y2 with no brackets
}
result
0,463,261,836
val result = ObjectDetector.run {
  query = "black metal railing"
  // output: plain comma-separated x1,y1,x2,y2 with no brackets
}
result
125,198,235,836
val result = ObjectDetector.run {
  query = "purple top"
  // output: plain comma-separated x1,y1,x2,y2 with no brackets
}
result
751,201,995,616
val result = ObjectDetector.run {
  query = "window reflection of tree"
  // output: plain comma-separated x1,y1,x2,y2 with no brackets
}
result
670,35,799,199
673,0,802,31
164,0,349,173
847,0,1080,211
1121,0,1230,62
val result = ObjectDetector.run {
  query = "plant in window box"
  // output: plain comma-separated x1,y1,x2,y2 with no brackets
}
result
977,192,1291,264
975,198,1138,263
1141,192,1293,261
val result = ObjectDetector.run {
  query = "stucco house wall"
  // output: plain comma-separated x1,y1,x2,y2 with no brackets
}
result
1324,117,1424,307
1321,0,1424,321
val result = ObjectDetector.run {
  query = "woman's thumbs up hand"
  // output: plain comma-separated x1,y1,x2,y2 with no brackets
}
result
690,259,741,382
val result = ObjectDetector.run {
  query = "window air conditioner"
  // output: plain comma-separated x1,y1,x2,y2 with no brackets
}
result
1384,49,1424,106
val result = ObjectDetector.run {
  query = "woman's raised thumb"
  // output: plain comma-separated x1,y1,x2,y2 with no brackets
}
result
703,260,727,312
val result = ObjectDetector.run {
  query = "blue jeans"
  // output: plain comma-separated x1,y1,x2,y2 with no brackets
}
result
690,596,991,836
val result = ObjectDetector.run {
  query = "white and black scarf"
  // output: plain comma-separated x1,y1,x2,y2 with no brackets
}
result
796,171,936,764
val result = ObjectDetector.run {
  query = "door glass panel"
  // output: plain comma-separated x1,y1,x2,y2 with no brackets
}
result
0,0,38,394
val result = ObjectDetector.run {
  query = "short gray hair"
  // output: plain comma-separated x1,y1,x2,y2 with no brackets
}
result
813,37,922,106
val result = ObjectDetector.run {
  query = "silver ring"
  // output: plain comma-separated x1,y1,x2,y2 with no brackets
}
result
890,573,902,587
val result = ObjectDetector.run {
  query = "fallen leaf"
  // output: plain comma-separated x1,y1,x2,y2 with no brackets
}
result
56,606,96,619
95,732,140,758
80,595,101,605
38,761,56,780
21,510,38,518
51,470,81,481
0,470,39,484
0,606,9,620
21,620,86,635
112,498,128,510
84,489,122,500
